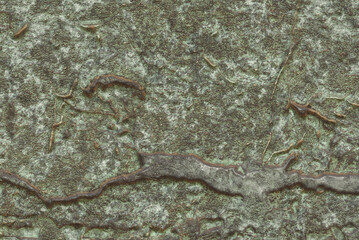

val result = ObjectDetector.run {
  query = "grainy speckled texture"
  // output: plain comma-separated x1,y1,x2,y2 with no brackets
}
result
0,0,358,239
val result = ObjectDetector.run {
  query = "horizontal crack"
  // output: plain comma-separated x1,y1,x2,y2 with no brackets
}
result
1,152,359,205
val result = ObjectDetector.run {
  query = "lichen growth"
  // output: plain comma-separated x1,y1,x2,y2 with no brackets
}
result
1,0,358,238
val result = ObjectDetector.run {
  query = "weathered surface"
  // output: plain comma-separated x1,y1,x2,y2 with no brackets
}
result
3,152,359,207
1,0,359,239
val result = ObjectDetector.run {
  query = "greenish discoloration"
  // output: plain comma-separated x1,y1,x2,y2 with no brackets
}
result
1,0,359,238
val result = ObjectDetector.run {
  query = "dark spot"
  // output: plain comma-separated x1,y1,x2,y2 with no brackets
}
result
62,129,71,139
5,102,16,138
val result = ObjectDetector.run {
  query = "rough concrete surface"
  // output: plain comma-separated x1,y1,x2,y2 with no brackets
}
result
0,0,358,239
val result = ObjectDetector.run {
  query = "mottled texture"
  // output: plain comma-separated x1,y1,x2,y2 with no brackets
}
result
0,0,359,239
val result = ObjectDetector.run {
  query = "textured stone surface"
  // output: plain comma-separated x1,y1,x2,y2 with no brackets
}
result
0,0,358,239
